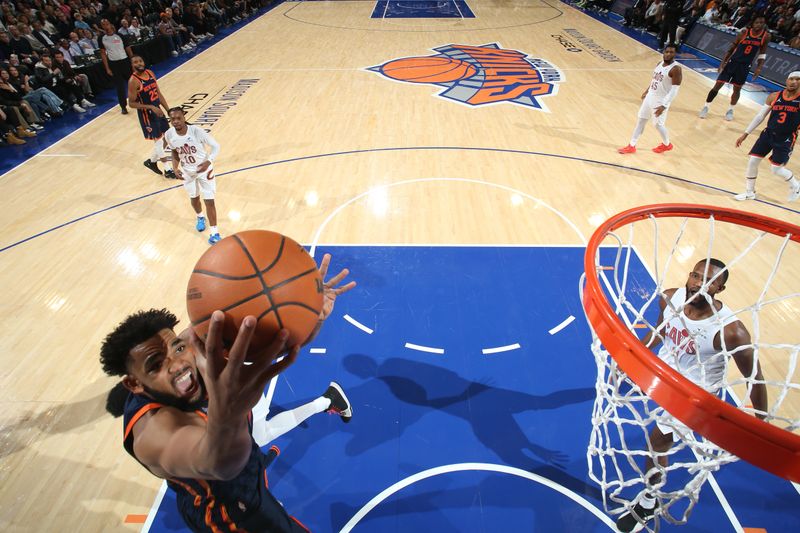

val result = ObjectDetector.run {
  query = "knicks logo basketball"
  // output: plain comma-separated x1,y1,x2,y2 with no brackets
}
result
367,43,564,111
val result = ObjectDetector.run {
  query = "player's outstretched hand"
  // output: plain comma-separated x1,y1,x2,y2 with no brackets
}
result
190,311,299,420
735,133,748,148
317,253,357,321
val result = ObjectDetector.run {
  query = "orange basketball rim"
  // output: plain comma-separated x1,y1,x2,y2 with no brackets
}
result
582,203,800,482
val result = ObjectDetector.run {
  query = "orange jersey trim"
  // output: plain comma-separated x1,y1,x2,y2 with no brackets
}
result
124,402,163,441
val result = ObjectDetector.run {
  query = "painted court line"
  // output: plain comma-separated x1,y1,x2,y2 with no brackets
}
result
549,315,575,335
482,343,521,354
35,153,86,157
344,314,374,334
309,348,327,354
405,342,445,354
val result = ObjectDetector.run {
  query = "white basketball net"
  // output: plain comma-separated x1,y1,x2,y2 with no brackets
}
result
582,212,800,531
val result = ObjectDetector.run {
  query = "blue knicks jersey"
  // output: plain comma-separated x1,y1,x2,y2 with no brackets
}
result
730,28,766,65
767,91,800,138
133,69,161,107
122,393,309,532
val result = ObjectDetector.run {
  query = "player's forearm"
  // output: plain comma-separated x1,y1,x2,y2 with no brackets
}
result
749,381,768,420
194,415,253,480
172,151,180,171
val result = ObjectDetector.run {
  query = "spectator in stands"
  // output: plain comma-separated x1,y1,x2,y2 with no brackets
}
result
158,12,183,55
30,20,57,49
129,17,145,39
73,12,91,32
0,106,27,144
6,63,64,118
8,24,37,62
52,50,93,99
659,0,684,50
0,67,43,130
53,10,72,39
34,53,91,113
645,0,665,32
0,30,12,62
78,28,98,51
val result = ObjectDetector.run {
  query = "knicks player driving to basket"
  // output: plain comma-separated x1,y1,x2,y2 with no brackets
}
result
618,44,682,155
615,258,768,532
164,107,223,245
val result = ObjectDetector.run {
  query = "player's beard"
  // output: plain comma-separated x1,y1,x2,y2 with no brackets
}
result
685,284,710,310
142,372,207,411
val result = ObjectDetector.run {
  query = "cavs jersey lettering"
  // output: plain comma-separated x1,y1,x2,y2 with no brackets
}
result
656,288,736,391
164,125,214,172
767,90,800,137
730,28,766,65
646,61,679,106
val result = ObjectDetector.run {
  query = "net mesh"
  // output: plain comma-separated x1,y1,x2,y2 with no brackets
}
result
583,211,800,531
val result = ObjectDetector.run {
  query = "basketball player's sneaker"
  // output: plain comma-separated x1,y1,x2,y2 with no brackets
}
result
652,143,674,153
143,159,162,175
734,191,756,201
81,99,96,108
196,216,206,232
789,182,800,202
617,144,636,154
698,106,709,119
164,169,178,180
208,233,221,245
725,109,734,121
615,500,659,533
323,382,353,423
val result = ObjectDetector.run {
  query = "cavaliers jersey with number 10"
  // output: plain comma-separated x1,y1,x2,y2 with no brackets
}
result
767,90,800,138
730,28,766,65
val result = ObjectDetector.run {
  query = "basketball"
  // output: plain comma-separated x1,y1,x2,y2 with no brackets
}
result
186,230,323,357
380,56,477,84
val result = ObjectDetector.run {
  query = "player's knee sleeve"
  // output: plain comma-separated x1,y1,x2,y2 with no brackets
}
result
747,156,762,177
770,164,793,179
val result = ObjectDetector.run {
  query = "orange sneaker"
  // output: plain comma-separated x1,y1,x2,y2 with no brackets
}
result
617,144,636,154
652,143,674,153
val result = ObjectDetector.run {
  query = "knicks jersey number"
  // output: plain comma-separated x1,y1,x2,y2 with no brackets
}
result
778,111,787,124
744,44,753,55
148,88,158,102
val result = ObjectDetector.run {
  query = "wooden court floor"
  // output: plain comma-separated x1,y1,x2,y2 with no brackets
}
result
1,1,798,531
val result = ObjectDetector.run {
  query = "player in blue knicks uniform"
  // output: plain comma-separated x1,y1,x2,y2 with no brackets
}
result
734,72,800,203
700,15,770,121
128,56,177,179
101,255,356,532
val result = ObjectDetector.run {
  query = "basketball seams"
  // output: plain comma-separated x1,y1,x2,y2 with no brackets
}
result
268,267,318,292
191,268,259,281
190,291,267,326
232,234,284,330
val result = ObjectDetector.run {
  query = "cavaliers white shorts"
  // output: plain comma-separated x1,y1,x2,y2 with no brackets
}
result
638,98,669,126
182,166,216,200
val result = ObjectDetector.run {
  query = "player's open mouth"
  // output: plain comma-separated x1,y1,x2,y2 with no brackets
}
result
174,369,198,397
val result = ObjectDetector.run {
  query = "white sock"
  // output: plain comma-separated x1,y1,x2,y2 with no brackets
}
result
728,104,735,112
210,225,218,234
655,123,669,145
150,140,165,163
744,177,756,193
630,118,648,146
252,396,330,446
197,213,205,219
639,493,657,509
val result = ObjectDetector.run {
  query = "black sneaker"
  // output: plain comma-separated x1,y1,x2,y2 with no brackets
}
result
121,107,128,115
322,382,352,423
164,169,178,180
143,159,162,175
616,500,658,532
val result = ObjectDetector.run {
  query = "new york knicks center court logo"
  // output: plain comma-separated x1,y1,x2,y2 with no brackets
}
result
367,43,564,111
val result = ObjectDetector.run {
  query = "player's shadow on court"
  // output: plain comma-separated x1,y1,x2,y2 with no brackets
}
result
343,355,594,467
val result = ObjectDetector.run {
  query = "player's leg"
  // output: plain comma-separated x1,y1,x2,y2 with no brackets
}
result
651,109,672,153
725,68,747,121
700,79,727,118
618,101,650,153
736,131,771,200
615,424,673,532
198,172,220,244
143,125,166,175
251,382,352,447
768,140,800,201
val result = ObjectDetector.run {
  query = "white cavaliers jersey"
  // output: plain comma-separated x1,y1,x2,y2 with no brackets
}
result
645,61,679,107
656,287,737,392
164,125,214,173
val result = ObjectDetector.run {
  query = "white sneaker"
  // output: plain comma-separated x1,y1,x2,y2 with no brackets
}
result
171,51,179,57
699,106,708,119
725,109,734,121
734,191,756,201
81,99,96,108
789,183,800,202
72,103,86,113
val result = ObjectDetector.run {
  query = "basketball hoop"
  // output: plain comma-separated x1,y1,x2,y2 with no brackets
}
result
581,203,800,528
